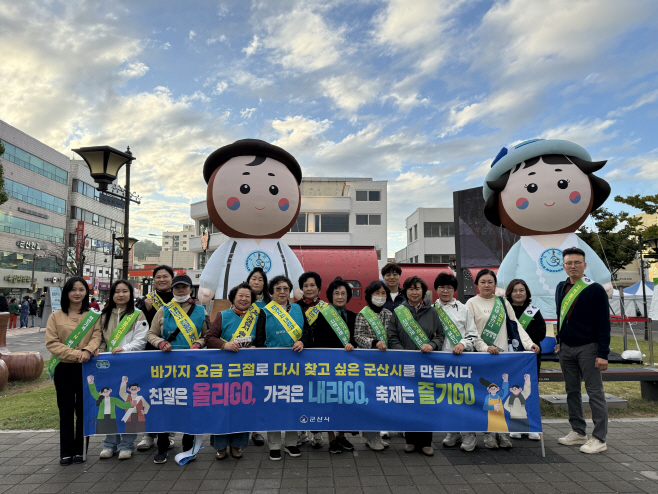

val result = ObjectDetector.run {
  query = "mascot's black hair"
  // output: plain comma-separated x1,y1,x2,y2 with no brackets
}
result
479,377,499,389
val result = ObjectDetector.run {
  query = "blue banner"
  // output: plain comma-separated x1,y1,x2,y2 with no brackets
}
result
82,349,541,436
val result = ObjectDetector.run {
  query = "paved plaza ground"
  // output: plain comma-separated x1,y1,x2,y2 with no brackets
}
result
1,420,658,494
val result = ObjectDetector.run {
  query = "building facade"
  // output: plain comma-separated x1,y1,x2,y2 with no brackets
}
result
160,224,196,270
68,160,127,295
187,177,388,280
0,120,70,298
394,208,456,264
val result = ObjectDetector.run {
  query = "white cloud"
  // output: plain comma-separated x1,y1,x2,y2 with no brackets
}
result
243,35,260,56
214,81,228,95
271,115,332,153
206,35,226,45
119,62,149,79
543,118,617,147
606,149,658,182
231,70,273,90
161,42,171,50
188,30,196,40
320,75,380,113
607,89,658,117
262,8,345,71
240,108,256,118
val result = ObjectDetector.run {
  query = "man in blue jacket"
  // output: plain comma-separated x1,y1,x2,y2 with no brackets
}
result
555,247,610,454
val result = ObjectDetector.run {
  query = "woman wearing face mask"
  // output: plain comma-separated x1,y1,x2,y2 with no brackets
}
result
354,280,393,451
147,274,209,465
94,280,150,460
206,282,262,459
466,269,540,450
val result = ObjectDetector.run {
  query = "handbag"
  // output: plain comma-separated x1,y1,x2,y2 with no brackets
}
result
498,296,522,352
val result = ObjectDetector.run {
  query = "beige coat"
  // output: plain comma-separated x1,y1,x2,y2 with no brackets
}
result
45,310,102,363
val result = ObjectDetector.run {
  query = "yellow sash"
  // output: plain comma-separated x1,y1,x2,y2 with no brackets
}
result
166,301,199,347
265,301,302,342
305,300,328,325
231,304,260,341
147,291,167,310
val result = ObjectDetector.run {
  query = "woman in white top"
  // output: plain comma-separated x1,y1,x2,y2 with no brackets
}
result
465,269,540,450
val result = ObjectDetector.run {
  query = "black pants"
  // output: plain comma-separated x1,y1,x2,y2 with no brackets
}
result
54,362,84,458
405,431,433,448
157,433,194,453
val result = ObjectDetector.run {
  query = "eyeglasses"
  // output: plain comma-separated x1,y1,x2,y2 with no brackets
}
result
274,286,290,292
563,261,584,267
437,286,454,292
511,289,526,294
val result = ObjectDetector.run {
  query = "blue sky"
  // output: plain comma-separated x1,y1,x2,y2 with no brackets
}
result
1,0,657,256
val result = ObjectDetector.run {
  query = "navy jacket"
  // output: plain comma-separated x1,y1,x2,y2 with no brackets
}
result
555,279,610,360
383,289,406,313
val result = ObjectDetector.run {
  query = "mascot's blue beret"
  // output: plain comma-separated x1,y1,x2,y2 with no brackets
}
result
482,139,592,201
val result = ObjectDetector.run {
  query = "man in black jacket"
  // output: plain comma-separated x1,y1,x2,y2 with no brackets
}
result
555,247,610,455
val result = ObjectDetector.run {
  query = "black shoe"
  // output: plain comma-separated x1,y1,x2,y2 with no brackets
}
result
337,436,354,451
283,446,301,457
329,440,342,454
252,433,265,446
73,456,85,464
59,457,72,466
269,449,282,461
154,451,168,464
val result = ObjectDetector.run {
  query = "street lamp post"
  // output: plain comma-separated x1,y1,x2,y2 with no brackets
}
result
72,145,141,284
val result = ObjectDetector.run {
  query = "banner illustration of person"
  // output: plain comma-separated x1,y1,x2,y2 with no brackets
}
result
504,374,532,433
197,139,305,314
482,139,612,346
119,376,150,433
86,375,132,435
479,374,509,433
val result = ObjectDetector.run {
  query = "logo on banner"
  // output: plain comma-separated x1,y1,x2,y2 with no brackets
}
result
245,251,272,273
299,415,308,424
539,248,563,273
96,360,111,369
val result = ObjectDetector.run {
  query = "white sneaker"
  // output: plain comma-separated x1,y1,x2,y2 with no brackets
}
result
380,431,390,439
297,431,309,446
484,433,498,449
99,448,114,459
366,437,384,451
380,438,390,448
528,432,541,441
461,433,477,452
311,432,324,448
580,437,607,454
168,437,175,449
118,450,132,460
509,432,522,439
442,433,462,447
498,433,513,448
136,435,154,451
558,430,588,446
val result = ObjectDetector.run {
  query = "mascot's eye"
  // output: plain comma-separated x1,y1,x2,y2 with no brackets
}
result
525,183,538,193
557,179,569,190
240,184,250,194
269,185,279,195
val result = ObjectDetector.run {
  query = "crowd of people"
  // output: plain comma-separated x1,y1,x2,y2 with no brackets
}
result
44,246,611,466
1,292,44,329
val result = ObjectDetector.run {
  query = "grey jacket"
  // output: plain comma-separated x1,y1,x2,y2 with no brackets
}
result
387,301,445,351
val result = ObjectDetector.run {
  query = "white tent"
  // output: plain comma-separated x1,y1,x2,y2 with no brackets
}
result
610,281,654,316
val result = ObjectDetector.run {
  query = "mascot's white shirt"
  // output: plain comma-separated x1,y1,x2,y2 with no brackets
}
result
199,238,304,299
497,232,611,320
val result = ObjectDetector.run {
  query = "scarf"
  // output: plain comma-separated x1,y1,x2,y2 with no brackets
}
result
508,393,526,406
334,304,348,322
231,306,247,317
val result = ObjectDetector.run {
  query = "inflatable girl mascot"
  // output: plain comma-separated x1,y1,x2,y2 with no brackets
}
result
483,139,613,326
197,139,305,309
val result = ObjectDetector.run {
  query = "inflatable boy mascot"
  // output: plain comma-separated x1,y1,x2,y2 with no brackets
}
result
197,139,305,307
483,139,612,322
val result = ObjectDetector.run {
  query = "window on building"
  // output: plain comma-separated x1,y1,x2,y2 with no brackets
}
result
424,222,455,238
5,179,66,214
408,228,413,243
0,251,61,273
69,207,122,234
0,213,64,243
346,280,361,298
356,190,381,201
414,224,418,240
290,213,307,232
356,214,382,226
424,254,452,263
315,214,349,232
376,249,382,260
1,141,68,185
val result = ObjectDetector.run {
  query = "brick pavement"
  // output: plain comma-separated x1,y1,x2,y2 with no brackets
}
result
1,420,657,493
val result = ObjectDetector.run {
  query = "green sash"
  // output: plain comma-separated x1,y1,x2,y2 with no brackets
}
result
434,304,462,347
231,303,260,341
265,301,302,342
47,309,102,379
320,305,351,347
360,306,387,347
394,305,430,349
166,301,199,347
147,291,167,310
107,310,142,352
480,297,506,347
305,300,328,325
559,277,594,329
518,305,539,330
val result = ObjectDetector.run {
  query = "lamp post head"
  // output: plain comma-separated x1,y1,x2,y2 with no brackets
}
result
645,237,658,252
72,145,135,191
116,237,139,251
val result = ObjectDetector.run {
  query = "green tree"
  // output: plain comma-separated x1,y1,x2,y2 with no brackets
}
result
133,239,162,259
0,140,8,205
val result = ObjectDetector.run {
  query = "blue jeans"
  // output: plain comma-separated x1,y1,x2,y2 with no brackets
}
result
210,433,249,450
30,315,35,327
103,434,137,452
20,313,28,327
